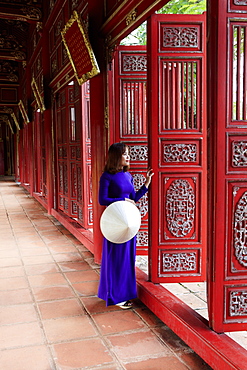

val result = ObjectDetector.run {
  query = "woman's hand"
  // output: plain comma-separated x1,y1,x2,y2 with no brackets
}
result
144,167,154,188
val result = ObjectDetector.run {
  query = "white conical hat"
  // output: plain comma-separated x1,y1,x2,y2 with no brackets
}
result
100,200,141,244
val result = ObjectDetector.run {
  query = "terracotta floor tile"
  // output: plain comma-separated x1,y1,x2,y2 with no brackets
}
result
125,355,189,370
0,266,25,278
107,330,171,360
0,241,17,249
0,276,29,291
93,310,146,334
0,322,44,349
32,286,75,301
52,252,82,263
28,272,68,287
25,263,60,275
65,269,99,283
49,245,79,254
59,261,91,272
72,281,99,296
38,299,84,319
0,289,33,305
22,254,54,265
0,257,22,267
81,296,120,314
52,339,114,369
130,306,164,328
43,315,97,343
0,249,19,258
0,345,53,370
0,303,38,325
18,241,50,249
16,236,43,244
153,326,191,352
20,247,50,256
179,350,212,370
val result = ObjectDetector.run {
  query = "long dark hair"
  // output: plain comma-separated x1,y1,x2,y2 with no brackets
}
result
104,142,129,174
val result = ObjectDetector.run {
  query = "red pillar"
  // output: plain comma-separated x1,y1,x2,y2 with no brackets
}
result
42,26,54,214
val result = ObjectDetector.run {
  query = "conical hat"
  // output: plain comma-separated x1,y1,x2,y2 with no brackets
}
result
100,200,141,244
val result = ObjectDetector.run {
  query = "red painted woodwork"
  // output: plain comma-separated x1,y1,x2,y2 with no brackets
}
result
54,80,92,229
0,141,4,175
147,13,207,283
101,0,170,46
33,111,42,195
114,45,149,255
81,81,93,228
207,0,247,333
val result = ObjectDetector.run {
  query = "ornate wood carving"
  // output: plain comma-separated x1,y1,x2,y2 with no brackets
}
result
230,290,247,316
164,143,197,163
166,179,195,238
162,252,197,272
234,191,247,267
163,27,199,48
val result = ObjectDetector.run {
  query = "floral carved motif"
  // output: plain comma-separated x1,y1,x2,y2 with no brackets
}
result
166,179,195,237
234,191,247,267
136,231,148,246
230,291,247,316
163,27,198,48
164,143,197,163
129,145,148,161
123,55,147,72
232,141,247,167
162,252,197,272
234,0,247,5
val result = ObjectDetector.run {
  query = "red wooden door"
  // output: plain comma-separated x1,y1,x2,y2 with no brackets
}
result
207,0,247,332
148,13,207,283
55,80,92,229
114,45,148,255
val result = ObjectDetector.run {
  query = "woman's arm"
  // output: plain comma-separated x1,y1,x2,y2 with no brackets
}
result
129,168,154,203
98,173,125,206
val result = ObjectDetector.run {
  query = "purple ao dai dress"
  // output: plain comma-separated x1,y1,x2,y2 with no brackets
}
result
98,171,148,306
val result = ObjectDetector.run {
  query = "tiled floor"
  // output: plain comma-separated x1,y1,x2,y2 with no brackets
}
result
0,177,212,370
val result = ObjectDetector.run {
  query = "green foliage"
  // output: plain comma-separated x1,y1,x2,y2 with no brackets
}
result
158,0,206,14
120,0,206,45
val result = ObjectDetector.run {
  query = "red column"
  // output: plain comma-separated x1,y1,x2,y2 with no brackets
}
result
42,26,54,214
90,73,108,264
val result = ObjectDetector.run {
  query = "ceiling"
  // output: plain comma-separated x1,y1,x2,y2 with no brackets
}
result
0,0,42,126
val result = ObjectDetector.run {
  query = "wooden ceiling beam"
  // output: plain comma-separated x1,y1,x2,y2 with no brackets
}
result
0,4,42,22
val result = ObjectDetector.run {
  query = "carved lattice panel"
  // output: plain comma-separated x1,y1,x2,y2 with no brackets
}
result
160,174,200,244
226,181,247,276
159,249,200,277
225,287,247,323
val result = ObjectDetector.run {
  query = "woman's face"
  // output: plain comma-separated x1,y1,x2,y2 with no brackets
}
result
121,147,130,167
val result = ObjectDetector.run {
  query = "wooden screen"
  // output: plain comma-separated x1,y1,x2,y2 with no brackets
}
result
147,13,207,283
55,80,92,228
114,45,148,255
207,0,247,332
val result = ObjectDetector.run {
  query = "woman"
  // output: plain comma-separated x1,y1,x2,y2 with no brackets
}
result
98,142,153,309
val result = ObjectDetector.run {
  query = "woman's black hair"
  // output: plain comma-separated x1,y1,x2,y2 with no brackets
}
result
104,142,129,174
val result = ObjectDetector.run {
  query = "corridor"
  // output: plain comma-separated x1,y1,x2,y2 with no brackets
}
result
0,177,211,370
